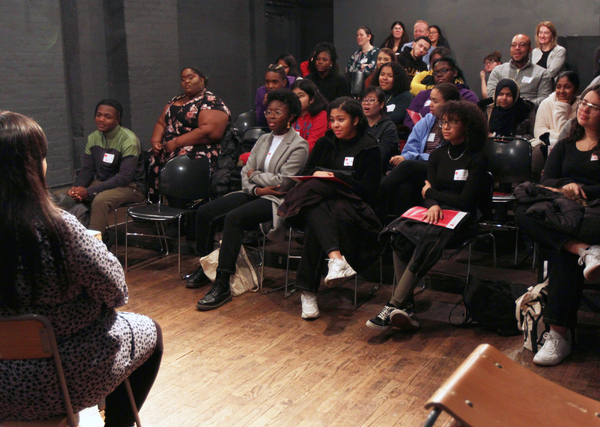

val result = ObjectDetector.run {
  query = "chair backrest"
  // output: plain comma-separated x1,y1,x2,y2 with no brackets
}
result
241,127,267,154
232,109,257,138
0,315,77,426
484,136,532,185
159,155,211,201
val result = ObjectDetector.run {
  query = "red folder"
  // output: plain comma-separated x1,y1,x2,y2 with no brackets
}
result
401,206,468,229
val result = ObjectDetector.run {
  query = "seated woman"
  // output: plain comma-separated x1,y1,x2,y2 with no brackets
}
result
409,46,451,96
365,48,396,87
278,97,383,319
305,42,351,102
378,83,461,219
291,79,329,152
404,56,479,130
187,90,309,309
532,71,580,181
482,78,535,138
480,51,502,99
276,53,302,79
380,21,409,56
346,26,380,78
369,61,413,128
149,67,230,203
0,111,162,426
428,25,451,50
255,64,295,127
514,85,600,366
532,21,567,81
361,86,399,171
367,101,489,330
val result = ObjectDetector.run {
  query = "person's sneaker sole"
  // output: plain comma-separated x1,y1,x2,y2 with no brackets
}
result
196,295,232,311
302,312,320,320
324,271,357,287
365,319,391,331
390,309,420,330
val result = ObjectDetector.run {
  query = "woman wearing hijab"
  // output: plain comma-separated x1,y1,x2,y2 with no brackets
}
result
483,78,535,138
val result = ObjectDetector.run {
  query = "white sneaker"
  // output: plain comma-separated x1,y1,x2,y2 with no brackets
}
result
324,256,357,286
301,292,320,320
578,245,600,282
533,329,571,366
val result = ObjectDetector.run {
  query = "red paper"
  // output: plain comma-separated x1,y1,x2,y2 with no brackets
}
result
400,206,468,229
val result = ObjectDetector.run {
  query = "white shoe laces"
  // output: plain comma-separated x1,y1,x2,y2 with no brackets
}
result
377,305,395,321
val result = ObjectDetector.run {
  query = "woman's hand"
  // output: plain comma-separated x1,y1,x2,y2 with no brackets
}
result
256,185,287,197
480,70,486,80
561,182,587,199
164,139,179,153
389,155,405,167
151,140,163,156
423,205,443,224
246,169,256,178
421,180,432,199
313,171,334,178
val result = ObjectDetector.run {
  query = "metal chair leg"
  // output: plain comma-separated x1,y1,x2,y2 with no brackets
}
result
124,377,142,427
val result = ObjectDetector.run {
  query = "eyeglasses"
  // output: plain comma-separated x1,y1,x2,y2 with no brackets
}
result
439,120,462,129
578,100,600,114
510,42,530,48
433,68,452,77
361,98,378,105
264,109,285,118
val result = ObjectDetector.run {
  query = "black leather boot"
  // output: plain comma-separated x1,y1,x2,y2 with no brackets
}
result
196,278,232,311
185,265,210,289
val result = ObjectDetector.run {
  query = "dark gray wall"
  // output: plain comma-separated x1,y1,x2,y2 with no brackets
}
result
334,1,600,96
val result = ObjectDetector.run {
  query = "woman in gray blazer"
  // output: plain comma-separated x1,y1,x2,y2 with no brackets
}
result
187,89,309,311
532,21,567,80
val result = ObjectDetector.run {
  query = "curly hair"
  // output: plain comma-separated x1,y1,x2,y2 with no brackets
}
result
370,61,410,94
327,96,369,136
291,79,328,117
309,42,339,74
569,84,600,153
266,88,302,124
436,101,488,152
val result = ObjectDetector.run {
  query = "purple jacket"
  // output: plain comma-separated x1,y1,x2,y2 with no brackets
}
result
403,83,479,130
255,76,296,127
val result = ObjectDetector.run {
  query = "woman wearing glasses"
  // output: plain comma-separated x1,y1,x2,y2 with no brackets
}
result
367,101,489,331
515,85,600,366
361,86,399,170
404,57,478,130
187,89,309,311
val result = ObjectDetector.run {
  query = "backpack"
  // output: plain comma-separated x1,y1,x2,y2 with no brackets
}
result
211,129,242,198
515,279,550,353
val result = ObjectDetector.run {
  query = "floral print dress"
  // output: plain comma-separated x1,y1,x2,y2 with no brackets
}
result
148,90,231,198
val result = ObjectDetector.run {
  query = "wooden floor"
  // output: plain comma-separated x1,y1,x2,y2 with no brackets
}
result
116,242,600,427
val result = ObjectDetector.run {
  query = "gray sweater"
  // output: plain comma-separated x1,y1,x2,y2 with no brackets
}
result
487,60,553,107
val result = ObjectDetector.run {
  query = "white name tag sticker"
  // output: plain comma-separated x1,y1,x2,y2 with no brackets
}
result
360,57,368,63
387,104,396,112
454,169,469,181
424,99,432,107
103,153,115,164
344,157,354,166
427,132,436,142
521,76,533,84
592,153,598,161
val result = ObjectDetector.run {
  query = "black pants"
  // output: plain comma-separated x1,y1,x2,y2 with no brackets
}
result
104,321,163,427
378,160,427,220
195,193,273,274
294,203,341,294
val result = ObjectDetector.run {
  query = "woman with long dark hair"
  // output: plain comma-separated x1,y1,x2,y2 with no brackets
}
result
369,61,413,126
276,53,301,78
380,21,409,54
291,78,329,151
0,111,162,425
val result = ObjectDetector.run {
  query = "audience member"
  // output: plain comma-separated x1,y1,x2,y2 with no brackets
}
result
515,84,600,366
346,26,380,77
410,46,451,96
278,97,383,320
482,78,535,138
401,20,432,65
594,45,600,78
532,21,567,80
361,86,400,171
480,51,502,99
365,48,396,87
149,67,230,204
378,83,461,219
487,34,552,107
367,101,489,331
380,21,409,55
0,111,162,425
532,71,580,181
369,61,413,126
397,36,431,78
276,53,302,79
306,42,351,102
291,79,329,152
255,64,295,127
55,99,146,244
428,25,451,49
189,90,309,310
404,56,478,130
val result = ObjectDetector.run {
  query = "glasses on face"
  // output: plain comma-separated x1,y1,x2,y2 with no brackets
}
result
510,42,530,48
264,109,285,118
361,98,378,105
578,100,600,114
433,68,452,77
439,119,462,129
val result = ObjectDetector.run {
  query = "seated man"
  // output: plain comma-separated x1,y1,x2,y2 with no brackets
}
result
397,36,431,78
400,20,432,66
486,34,552,107
60,99,146,242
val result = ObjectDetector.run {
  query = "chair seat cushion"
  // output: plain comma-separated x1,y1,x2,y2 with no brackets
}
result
127,204,193,221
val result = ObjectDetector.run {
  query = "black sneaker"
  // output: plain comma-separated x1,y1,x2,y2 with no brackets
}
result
196,280,232,311
390,304,420,330
366,303,396,331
